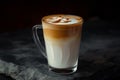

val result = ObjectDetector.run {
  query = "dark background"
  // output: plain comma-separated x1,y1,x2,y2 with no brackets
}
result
0,0,120,33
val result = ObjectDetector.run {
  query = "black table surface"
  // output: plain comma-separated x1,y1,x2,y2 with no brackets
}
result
0,18,120,80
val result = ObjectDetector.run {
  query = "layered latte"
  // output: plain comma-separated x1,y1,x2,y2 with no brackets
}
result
42,14,83,69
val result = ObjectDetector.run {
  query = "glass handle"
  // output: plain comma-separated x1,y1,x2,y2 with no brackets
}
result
32,25,46,58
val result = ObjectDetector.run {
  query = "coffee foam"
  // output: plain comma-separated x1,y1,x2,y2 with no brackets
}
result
43,14,83,25
46,16,78,25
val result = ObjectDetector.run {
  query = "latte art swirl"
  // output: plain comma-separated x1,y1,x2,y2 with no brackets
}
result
46,16,72,23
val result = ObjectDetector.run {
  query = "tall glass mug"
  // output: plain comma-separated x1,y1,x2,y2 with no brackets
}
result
32,14,83,74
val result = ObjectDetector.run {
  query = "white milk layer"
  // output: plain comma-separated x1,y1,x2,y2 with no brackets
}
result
45,37,80,68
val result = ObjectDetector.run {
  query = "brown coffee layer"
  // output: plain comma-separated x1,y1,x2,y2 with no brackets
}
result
42,14,83,39
43,26,82,39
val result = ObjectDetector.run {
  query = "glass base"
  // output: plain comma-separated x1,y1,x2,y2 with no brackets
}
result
49,65,77,75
